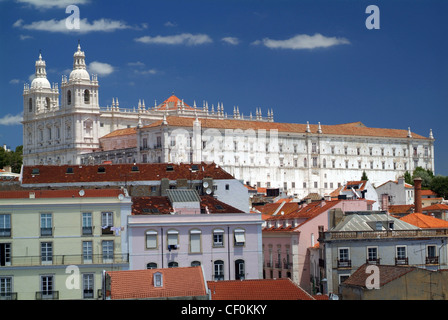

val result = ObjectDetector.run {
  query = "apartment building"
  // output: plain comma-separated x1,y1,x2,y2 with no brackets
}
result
0,189,131,300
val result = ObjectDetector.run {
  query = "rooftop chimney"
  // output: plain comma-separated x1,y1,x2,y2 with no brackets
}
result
414,177,422,213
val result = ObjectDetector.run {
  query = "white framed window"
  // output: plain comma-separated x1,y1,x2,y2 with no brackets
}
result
213,229,224,247
214,260,224,281
40,213,52,237
40,275,54,299
83,241,93,263
234,228,246,246
82,273,94,299
145,230,158,249
41,242,53,264
167,230,179,250
0,277,12,299
367,246,378,263
189,229,201,253
153,272,163,287
0,214,11,237
82,212,92,235
102,240,114,263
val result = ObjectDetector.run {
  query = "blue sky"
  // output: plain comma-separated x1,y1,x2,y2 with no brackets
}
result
1,0,447,175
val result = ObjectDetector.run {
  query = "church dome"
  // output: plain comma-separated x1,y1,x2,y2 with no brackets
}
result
69,68,90,81
31,77,51,89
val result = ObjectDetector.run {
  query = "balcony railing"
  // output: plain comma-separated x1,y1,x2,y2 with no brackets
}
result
40,227,53,237
366,258,381,265
36,291,59,300
426,256,439,265
0,228,11,237
0,292,17,300
1,253,129,267
337,259,352,269
395,257,409,265
322,229,448,241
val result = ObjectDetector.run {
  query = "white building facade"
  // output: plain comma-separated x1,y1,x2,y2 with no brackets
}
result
22,44,435,199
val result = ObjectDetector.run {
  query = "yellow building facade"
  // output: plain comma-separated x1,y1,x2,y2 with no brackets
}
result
0,189,131,300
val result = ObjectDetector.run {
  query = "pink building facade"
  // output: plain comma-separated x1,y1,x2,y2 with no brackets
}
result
262,199,369,293
128,212,263,281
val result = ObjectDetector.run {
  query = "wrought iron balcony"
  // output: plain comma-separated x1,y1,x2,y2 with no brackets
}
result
337,259,352,269
1,253,129,267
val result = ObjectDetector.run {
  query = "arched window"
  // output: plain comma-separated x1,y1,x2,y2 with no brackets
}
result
46,97,51,109
84,89,90,104
304,157,308,167
168,261,178,268
67,90,71,105
191,261,201,267
28,98,33,112
214,260,224,280
235,259,245,280
146,262,157,269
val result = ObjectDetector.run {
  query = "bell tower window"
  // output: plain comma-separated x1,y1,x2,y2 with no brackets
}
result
67,90,71,105
46,97,51,109
29,98,33,112
84,90,90,104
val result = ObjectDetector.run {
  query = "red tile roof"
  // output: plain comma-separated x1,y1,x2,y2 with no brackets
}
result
100,127,137,139
156,94,195,111
21,162,235,185
400,212,448,228
422,203,448,211
0,189,125,199
207,278,314,300
387,204,414,214
132,195,244,215
142,116,429,140
341,264,415,289
421,190,438,197
106,266,207,300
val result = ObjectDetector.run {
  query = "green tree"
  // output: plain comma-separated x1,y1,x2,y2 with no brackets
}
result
430,175,448,199
404,171,413,185
361,171,368,181
412,166,434,189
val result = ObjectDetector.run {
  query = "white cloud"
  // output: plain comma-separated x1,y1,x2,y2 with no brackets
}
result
134,69,158,75
135,33,212,46
221,37,240,45
127,61,145,67
13,18,132,34
9,79,20,84
19,34,33,40
164,21,177,27
253,33,350,50
28,73,35,82
15,0,90,9
0,113,23,126
88,61,114,76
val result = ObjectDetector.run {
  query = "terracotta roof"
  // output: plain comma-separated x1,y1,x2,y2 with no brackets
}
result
21,162,235,185
207,278,314,300
422,203,448,211
0,188,125,199
155,95,195,111
342,181,367,192
376,180,414,189
341,264,415,289
421,190,438,197
141,116,429,140
387,204,414,214
132,195,244,215
106,266,207,300
100,127,137,139
400,212,448,228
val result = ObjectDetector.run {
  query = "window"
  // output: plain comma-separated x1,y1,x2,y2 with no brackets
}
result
214,260,224,280
83,274,94,299
82,213,92,235
102,240,114,263
191,261,201,267
189,229,201,253
396,246,407,265
304,157,307,167
167,230,179,251
367,247,378,264
146,230,158,249
83,241,93,263
0,243,11,266
84,90,90,104
225,184,230,191
67,90,71,105
41,242,53,264
45,97,51,109
40,213,52,237
235,259,245,280
0,277,12,299
322,158,326,168
303,182,307,188
40,275,54,299
312,142,317,153
0,214,11,237
168,261,178,268
234,228,245,246
312,157,318,168
426,245,438,264
213,229,224,247
147,262,157,269
153,272,163,287
338,248,350,268
101,212,113,235
314,181,318,188
29,98,33,112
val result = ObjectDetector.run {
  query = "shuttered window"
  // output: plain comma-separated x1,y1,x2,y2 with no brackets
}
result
146,230,158,249
190,230,201,253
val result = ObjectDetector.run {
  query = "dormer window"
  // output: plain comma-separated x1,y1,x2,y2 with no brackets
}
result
153,272,163,288
97,166,106,173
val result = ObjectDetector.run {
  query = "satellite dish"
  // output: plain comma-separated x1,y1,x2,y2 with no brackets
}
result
203,181,209,188
206,188,212,195
118,194,124,201
79,190,85,197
